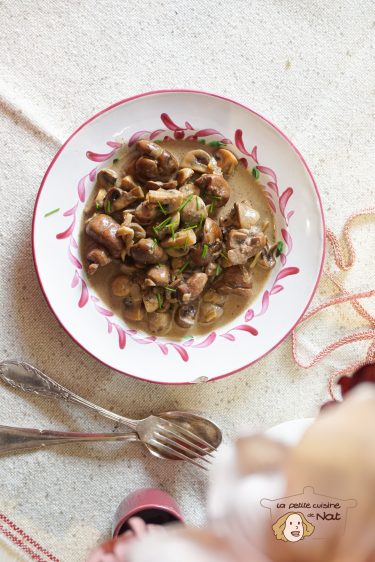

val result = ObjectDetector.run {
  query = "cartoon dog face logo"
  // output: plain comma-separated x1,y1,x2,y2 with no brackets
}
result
272,512,315,542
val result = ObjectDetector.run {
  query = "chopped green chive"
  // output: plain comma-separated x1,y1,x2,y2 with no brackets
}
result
215,263,223,276
252,166,260,180
201,244,209,258
198,214,205,229
198,138,206,144
156,291,163,309
44,208,60,218
196,196,200,210
276,240,284,257
170,221,175,240
176,194,193,212
209,140,224,147
220,251,229,261
152,238,158,248
106,199,111,213
207,202,215,214
113,158,119,164
153,216,172,232
179,260,190,273
95,201,100,210
179,225,198,232
164,286,176,292
157,201,168,215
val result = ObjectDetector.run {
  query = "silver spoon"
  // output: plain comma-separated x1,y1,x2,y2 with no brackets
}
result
0,360,222,466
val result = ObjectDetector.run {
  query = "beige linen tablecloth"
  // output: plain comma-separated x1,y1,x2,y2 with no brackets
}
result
0,0,374,560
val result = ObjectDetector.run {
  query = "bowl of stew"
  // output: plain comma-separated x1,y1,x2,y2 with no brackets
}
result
33,90,325,384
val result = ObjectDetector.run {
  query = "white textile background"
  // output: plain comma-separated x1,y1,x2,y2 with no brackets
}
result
0,0,374,560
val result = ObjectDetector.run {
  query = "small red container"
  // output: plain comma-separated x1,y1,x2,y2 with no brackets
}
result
113,488,184,538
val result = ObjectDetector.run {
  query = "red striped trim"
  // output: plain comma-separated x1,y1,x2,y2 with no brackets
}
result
0,514,60,562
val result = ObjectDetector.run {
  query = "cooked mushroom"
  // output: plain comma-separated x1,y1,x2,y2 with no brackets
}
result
145,180,178,190
97,168,117,189
86,214,124,258
120,175,140,191
177,272,208,303
203,217,222,245
134,141,178,182
135,140,164,158
153,212,180,240
175,302,198,328
198,302,224,324
104,186,144,213
202,289,226,306
179,183,200,196
177,168,195,186
215,149,238,177
123,284,145,321
148,311,172,335
146,189,184,214
94,188,107,210
87,247,111,275
134,201,160,225
190,218,222,266
180,195,207,226
111,274,132,297
130,223,146,241
195,174,230,207
257,243,277,270
161,229,196,257
146,264,170,286
180,150,214,173
226,228,267,265
130,238,167,264
142,288,159,313
214,265,253,297
235,201,260,228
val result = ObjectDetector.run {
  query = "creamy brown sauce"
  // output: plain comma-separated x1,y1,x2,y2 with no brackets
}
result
80,140,275,338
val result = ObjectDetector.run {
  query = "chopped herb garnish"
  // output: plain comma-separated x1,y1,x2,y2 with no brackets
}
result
152,238,158,249
176,194,193,212
252,166,260,180
153,216,172,232
106,199,111,213
179,225,198,232
201,244,209,258
113,158,119,164
220,251,229,261
95,201,100,210
156,291,163,309
157,201,168,215
207,202,216,214
198,138,206,144
179,260,190,273
215,263,223,277
250,251,262,269
44,208,60,218
196,196,200,210
164,286,176,292
171,221,175,240
198,214,205,229
209,140,224,147
276,241,284,257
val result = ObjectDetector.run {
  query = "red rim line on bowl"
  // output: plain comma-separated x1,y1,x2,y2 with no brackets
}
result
32,89,326,385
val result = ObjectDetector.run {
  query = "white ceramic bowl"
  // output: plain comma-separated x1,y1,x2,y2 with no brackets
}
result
33,90,325,384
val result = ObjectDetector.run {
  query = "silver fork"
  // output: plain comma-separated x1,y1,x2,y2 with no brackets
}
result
0,361,221,470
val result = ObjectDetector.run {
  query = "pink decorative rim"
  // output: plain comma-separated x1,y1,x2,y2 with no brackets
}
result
32,90,326,385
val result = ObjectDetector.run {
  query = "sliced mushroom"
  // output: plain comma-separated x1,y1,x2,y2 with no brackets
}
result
179,183,200,196
146,189,184,214
120,175,140,191
226,228,267,265
97,168,117,189
104,186,144,213
130,223,146,241
142,288,159,313
177,272,208,303
145,180,178,190
180,195,207,226
86,214,124,258
177,168,195,186
180,150,213,173
86,247,111,275
202,289,226,305
146,264,170,286
94,188,107,210
215,149,238,177
134,201,160,225
195,174,230,208
154,212,180,240
123,284,144,321
111,274,132,297
190,218,222,266
148,311,172,335
175,302,198,328
214,265,253,297
257,243,277,270
161,229,196,257
203,217,222,245
198,302,224,324
130,238,167,264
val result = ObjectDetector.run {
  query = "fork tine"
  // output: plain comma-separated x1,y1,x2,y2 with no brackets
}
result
149,438,208,471
159,418,217,452
156,424,215,459
154,429,212,465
